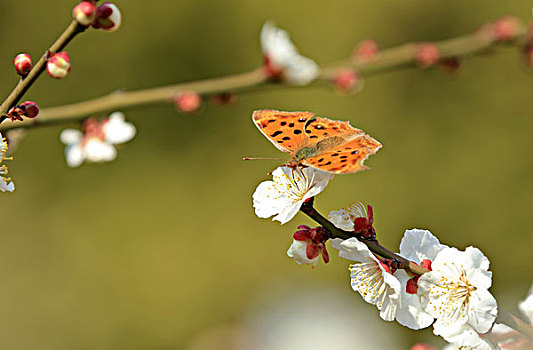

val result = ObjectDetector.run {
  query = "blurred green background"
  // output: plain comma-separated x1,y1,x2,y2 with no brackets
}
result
0,0,532,349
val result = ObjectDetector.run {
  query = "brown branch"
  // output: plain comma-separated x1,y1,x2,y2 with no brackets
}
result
497,309,533,341
0,17,528,132
0,20,87,120
299,199,429,276
299,200,533,340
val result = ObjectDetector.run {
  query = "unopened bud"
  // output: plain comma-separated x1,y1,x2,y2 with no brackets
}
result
174,91,202,113
19,101,39,119
46,52,71,79
415,43,440,68
6,101,39,121
73,1,97,26
410,344,438,350
92,2,121,32
492,16,522,41
333,69,360,92
14,53,32,76
438,58,461,74
353,39,379,60
209,92,236,106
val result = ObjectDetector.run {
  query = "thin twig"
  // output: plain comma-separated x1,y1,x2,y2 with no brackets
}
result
299,199,429,276
0,17,527,132
497,309,533,341
0,20,86,121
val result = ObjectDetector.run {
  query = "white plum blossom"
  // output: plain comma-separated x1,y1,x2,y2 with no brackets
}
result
60,129,116,167
392,229,450,330
260,22,319,85
519,284,533,322
60,112,136,168
102,112,137,144
253,166,333,224
331,228,439,329
417,246,498,347
287,225,330,267
334,238,402,321
328,202,367,231
0,132,14,192
287,240,320,266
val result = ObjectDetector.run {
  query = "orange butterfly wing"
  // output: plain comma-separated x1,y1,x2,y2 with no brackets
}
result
252,109,382,174
302,134,382,174
303,116,364,146
252,109,314,154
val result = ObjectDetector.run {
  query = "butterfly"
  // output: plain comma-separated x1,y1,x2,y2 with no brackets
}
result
252,109,382,174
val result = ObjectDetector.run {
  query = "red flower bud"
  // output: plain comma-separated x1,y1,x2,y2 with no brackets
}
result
92,2,121,32
6,101,39,121
73,1,97,26
46,52,71,79
19,101,39,119
415,43,440,68
492,16,522,41
174,91,202,113
353,39,379,61
14,54,32,76
334,69,360,92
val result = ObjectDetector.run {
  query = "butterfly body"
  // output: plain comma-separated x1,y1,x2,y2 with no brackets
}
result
253,109,381,174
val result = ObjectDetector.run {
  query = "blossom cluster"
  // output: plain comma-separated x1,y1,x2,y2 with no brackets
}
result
260,22,319,86
60,112,136,167
251,165,528,349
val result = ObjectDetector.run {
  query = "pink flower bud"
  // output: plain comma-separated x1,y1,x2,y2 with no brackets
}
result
6,101,39,121
19,101,39,119
73,1,97,26
14,53,32,76
46,52,71,79
174,91,202,113
92,2,121,32
353,39,379,60
415,43,440,68
492,16,522,41
410,344,438,350
333,69,359,92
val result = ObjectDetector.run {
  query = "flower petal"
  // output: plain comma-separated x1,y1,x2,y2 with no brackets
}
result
103,112,136,144
394,269,434,330
64,144,84,167
467,287,498,333
519,284,533,322
59,129,82,145
83,139,117,163
399,229,447,263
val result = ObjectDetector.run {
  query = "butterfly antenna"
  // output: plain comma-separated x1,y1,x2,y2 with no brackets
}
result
243,157,284,161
